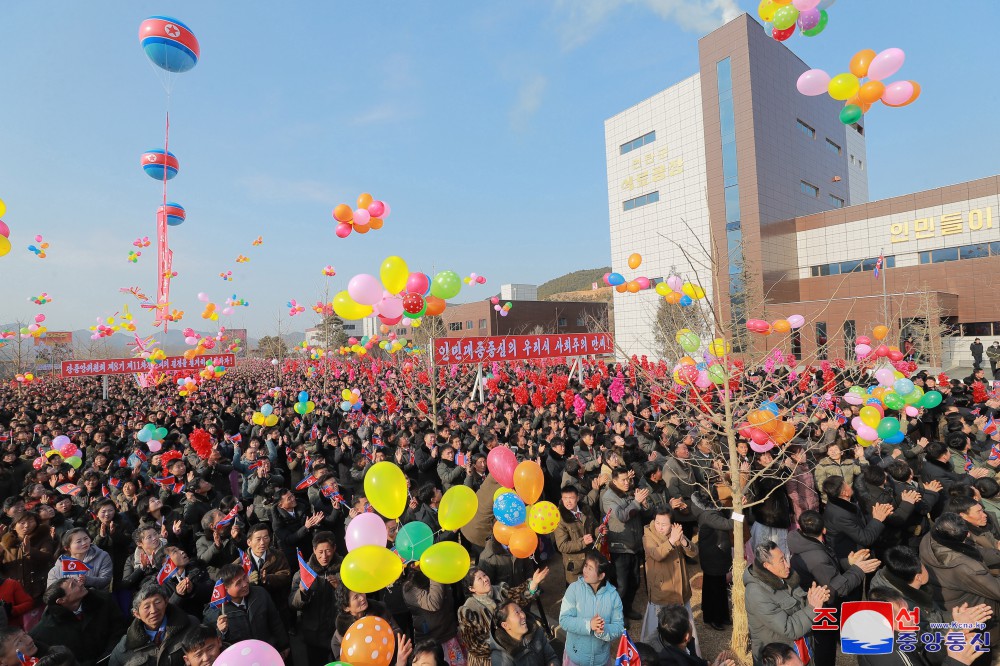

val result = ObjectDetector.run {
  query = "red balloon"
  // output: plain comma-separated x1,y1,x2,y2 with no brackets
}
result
888,350,904,362
679,365,698,384
402,293,425,315
738,422,753,439
772,25,795,41
855,335,871,345
875,345,890,357
750,428,771,446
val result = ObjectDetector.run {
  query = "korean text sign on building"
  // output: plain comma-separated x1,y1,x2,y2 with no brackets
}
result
432,334,613,366
61,354,236,377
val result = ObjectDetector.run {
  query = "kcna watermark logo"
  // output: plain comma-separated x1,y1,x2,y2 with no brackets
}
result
812,602,990,655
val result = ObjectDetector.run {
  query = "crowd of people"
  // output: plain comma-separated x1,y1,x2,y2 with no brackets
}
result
0,355,996,666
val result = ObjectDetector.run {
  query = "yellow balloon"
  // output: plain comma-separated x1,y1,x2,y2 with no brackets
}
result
0,198,6,218
419,542,471,584
654,283,670,296
341,545,404,593
364,461,407,519
527,501,561,535
380,255,410,295
708,338,730,357
438,485,478,531
758,0,778,22
333,291,374,320
264,415,278,427
0,235,9,258
493,487,514,503
342,389,353,401
828,73,861,101
252,413,264,425
859,405,881,428
675,328,691,343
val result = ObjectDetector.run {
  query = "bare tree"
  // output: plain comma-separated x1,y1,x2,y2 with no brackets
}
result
900,284,952,368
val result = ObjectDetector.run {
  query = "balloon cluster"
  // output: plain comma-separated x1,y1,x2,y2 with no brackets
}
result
339,388,363,412
671,342,730,387
199,361,226,380
333,192,392,239
226,295,249,308
235,254,249,263
853,325,905,361
294,391,315,415
0,199,11,258
746,314,806,335
252,403,278,427
133,236,151,248
177,377,198,397
490,297,513,317
487,447,561,559
164,309,183,322
28,293,52,305
28,235,48,259
219,271,232,281
14,372,35,385
127,251,141,263
340,462,476,593
287,300,305,316
20,314,47,340
655,276,706,306
377,334,411,354
797,48,919,125
252,236,263,246
136,423,169,453
738,402,797,453
464,272,487,286
322,265,336,277
758,0,837,41
197,293,219,321
335,256,451,324
42,436,82,469
846,377,943,448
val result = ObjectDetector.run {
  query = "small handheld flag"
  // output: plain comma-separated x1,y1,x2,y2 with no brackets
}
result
60,556,90,576
984,417,998,437
615,630,640,666
215,505,240,530
209,579,229,608
297,548,317,591
16,650,39,666
239,548,252,574
156,558,178,585
295,475,318,491
56,483,81,497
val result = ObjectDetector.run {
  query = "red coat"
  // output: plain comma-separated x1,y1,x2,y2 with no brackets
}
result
0,576,35,624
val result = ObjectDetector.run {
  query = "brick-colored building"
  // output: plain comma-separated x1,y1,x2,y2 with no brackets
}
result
439,299,608,338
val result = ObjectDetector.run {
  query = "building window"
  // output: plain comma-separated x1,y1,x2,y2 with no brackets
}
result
576,316,585,326
843,320,856,359
850,154,855,165
619,130,656,155
558,317,567,327
466,320,474,330
791,329,802,361
622,191,659,211
815,322,828,360
718,57,747,351
829,194,845,208
919,248,959,264
961,244,989,260
852,123,864,135
857,159,863,170
825,139,842,155
448,322,462,331
797,119,816,139
478,319,487,329
963,323,994,337
800,181,819,198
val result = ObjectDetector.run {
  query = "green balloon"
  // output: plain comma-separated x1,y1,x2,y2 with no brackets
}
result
840,104,863,125
801,9,828,37
431,270,462,300
902,386,924,406
680,333,700,354
325,662,352,666
396,521,434,561
876,417,900,440
883,392,905,411
920,390,943,409
772,5,798,30
708,365,727,385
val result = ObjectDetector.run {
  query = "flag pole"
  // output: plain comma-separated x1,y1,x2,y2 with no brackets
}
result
880,248,888,332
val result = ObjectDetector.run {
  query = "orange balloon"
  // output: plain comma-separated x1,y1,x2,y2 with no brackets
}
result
369,217,384,230
333,204,354,223
772,319,791,333
627,253,642,270
341,615,395,666
357,193,374,209
626,281,640,293
508,525,539,559
747,410,768,426
849,49,877,78
889,81,921,107
857,81,885,105
873,325,889,341
845,96,872,114
759,415,780,435
679,356,696,366
513,461,544,504
772,420,796,445
493,521,516,546
424,296,446,316
615,284,628,293
665,292,682,304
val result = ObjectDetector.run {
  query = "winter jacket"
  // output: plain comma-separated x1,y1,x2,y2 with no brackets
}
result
553,504,597,583
438,459,466,490
642,522,697,605
462,474,502,548
813,456,866,503
743,564,813,659
488,620,559,666
0,528,57,600
331,600,400,660
786,531,864,606
600,486,644,554
88,519,132,588
160,566,213,618
272,506,312,564
30,589,126,666
558,578,624,666
690,496,733,577
822,496,887,561
459,581,535,666
660,457,697,500
108,602,200,666
921,457,974,492
242,547,292,604
403,576,458,643
289,555,341,650
202,585,289,650
0,576,33,625
784,467,819,520
46,544,114,592
121,547,164,591
195,533,241,579
479,537,535,587
869,567,951,637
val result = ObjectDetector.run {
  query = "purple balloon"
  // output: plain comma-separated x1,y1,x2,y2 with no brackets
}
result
796,69,831,96
868,48,905,82
666,276,683,292
796,8,821,31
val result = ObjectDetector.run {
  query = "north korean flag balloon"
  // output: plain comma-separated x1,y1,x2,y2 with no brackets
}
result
141,150,179,180
159,202,186,227
139,17,200,73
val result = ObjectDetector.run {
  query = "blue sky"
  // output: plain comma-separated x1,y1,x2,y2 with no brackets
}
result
0,1,997,338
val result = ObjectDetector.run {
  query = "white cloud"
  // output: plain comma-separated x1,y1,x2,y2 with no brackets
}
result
348,103,408,127
554,0,741,50
510,74,548,130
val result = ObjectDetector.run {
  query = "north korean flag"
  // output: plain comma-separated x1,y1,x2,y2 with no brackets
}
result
16,650,39,666
297,548,317,591
295,475,319,491
239,549,252,575
247,460,265,471
152,475,176,487
56,484,81,497
209,579,229,608
156,558,178,585
214,505,239,530
60,556,90,576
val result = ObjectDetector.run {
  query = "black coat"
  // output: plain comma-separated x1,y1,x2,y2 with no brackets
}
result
787,531,864,606
30,590,127,666
690,500,733,577
203,585,289,650
108,603,200,666
921,457,974,492
822,496,886,561
289,556,342,650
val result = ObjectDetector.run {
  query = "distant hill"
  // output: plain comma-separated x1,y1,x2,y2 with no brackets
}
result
537,267,611,300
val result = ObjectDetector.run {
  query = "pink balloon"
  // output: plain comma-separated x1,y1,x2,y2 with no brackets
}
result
197,293,209,303
881,80,914,107
52,435,70,448
797,69,831,96
875,367,896,387
0,220,8,238
666,276,683,292
381,202,391,218
749,440,775,453
792,0,820,9
602,272,611,285
406,272,431,296
867,48,905,82
345,512,388,551
353,208,371,226
348,274,383,306
367,200,385,217
635,277,650,290
844,393,864,406
857,425,878,441
904,406,919,418
378,296,404,319
214,639,283,666
147,441,162,453
487,446,518,489
34,314,44,324
787,314,805,329
855,344,872,357
695,370,712,389
335,223,352,238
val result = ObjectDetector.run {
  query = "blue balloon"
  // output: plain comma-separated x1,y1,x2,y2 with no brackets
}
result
493,492,527,527
261,404,273,417
139,17,200,73
865,398,882,407
893,378,914,396
695,362,707,371
883,431,905,444
298,391,309,403
340,401,352,412
352,402,362,411
679,295,693,306
760,401,780,416
608,273,625,286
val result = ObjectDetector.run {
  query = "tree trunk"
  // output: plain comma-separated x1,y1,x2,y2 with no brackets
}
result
725,387,752,664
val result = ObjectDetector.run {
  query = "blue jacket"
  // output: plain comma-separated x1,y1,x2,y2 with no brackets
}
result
558,579,624,666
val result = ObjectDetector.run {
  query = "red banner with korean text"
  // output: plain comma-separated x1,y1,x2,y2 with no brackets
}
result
61,354,235,378
431,334,613,366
